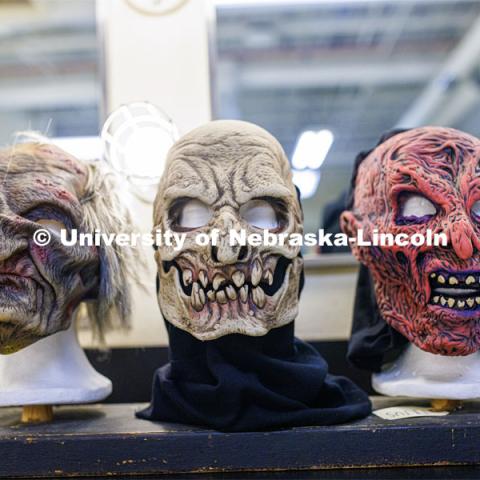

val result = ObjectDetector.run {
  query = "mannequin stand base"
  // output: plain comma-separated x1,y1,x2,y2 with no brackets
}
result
430,399,463,412
21,405,53,424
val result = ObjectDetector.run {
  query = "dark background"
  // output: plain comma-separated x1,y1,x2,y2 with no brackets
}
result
86,340,373,404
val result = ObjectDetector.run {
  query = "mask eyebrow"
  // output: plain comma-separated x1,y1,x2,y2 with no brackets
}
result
390,164,462,214
20,202,77,228
15,190,82,226
236,184,292,204
163,186,217,207
18,201,75,222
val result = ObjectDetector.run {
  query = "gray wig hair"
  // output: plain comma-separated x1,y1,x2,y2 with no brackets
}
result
79,161,138,339
14,132,139,341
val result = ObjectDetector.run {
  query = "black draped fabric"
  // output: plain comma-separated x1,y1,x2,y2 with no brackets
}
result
137,320,371,432
347,264,408,372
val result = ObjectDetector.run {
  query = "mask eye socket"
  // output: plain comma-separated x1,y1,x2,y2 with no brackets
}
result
240,199,281,230
397,193,436,224
472,200,480,220
36,219,67,235
22,205,73,233
169,198,213,230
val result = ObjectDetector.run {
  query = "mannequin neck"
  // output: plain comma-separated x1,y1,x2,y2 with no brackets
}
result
373,342,480,400
0,322,111,407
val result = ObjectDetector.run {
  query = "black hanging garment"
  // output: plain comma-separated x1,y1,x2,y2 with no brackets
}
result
346,129,412,373
347,264,409,372
137,316,371,432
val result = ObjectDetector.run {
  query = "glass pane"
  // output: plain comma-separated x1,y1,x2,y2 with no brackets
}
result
0,0,99,145
212,0,480,252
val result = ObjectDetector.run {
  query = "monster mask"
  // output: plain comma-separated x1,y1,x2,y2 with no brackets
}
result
0,141,134,354
342,127,480,356
153,120,303,340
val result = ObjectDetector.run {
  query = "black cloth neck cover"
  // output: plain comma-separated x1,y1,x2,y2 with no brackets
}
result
347,264,408,373
137,313,371,432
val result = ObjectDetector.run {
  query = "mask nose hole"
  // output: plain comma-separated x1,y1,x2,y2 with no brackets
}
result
238,245,248,261
211,245,219,263
211,244,249,263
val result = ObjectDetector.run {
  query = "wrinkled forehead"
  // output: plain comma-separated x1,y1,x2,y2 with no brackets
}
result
352,128,480,213
357,128,479,189
380,128,480,182
159,127,294,207
0,143,88,208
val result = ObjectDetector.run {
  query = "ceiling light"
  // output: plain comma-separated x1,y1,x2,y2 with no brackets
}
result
292,168,321,199
292,129,334,170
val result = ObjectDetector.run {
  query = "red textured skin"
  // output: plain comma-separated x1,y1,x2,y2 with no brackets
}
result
342,127,480,356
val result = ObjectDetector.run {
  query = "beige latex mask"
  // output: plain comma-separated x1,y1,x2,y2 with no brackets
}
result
153,120,304,340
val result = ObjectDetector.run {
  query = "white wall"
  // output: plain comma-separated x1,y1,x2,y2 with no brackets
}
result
79,0,213,349
99,0,212,134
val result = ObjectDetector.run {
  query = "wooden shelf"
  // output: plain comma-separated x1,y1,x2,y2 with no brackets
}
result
0,397,479,477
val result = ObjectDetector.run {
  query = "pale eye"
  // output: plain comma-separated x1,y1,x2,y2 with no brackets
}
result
472,200,480,219
240,199,279,230
398,193,436,223
175,199,213,229
36,218,67,234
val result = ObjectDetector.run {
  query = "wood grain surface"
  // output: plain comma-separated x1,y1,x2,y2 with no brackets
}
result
0,397,479,477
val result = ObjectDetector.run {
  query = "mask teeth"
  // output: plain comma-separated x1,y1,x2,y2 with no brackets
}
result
252,286,266,308
191,282,204,311
226,285,237,301
182,269,193,286
429,271,480,311
240,285,248,303
213,274,226,291
198,270,208,288
232,270,245,288
251,259,262,286
207,290,216,302
188,279,268,311
216,289,227,304
183,257,280,312
432,295,480,310
430,272,480,287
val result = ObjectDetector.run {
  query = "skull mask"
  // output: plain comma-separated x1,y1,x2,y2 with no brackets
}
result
0,141,134,354
154,120,303,340
342,127,480,356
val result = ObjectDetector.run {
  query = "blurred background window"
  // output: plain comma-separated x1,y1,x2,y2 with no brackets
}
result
212,0,480,238
0,0,99,147
3,0,480,247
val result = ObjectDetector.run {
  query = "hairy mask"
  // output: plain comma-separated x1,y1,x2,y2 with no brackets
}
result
342,127,480,356
153,120,303,340
0,141,135,354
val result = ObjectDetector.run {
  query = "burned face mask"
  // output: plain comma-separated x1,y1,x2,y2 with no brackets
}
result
153,120,303,340
0,142,134,354
342,127,480,357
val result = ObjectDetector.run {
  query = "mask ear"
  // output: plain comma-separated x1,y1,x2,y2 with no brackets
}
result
340,210,363,261
293,185,305,297
340,210,357,237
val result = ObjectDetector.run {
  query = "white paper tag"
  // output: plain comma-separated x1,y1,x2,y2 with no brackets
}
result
373,406,450,420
